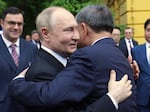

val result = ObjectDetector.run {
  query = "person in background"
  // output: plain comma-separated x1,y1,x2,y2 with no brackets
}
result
112,26,121,46
31,29,41,49
0,7,38,112
119,27,138,63
25,34,31,41
132,18,150,112
9,5,136,112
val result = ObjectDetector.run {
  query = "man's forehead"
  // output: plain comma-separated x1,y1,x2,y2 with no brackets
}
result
125,29,132,32
5,13,23,21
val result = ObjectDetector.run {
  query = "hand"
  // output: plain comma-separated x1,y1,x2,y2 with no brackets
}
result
130,60,140,80
127,55,132,64
108,70,132,104
13,68,29,79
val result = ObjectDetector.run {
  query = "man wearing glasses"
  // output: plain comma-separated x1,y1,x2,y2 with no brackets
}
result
0,7,38,112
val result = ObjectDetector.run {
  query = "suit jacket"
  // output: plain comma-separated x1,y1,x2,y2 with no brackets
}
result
25,48,67,112
25,48,64,82
0,36,38,112
30,40,41,49
9,38,137,112
119,38,138,57
132,44,150,106
25,48,116,112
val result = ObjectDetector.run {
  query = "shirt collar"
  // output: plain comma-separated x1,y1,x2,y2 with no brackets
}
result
146,41,150,48
1,33,20,48
125,38,132,42
91,37,110,45
41,45,67,66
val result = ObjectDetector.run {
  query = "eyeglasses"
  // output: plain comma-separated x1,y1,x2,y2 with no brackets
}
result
4,20,24,27
125,32,132,34
112,33,120,37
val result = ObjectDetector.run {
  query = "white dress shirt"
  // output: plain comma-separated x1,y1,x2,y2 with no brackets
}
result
41,45,67,67
125,38,134,56
146,41,150,65
1,33,20,56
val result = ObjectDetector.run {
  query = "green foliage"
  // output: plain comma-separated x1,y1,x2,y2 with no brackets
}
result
116,24,127,38
42,0,104,15
1,0,105,37
0,0,7,16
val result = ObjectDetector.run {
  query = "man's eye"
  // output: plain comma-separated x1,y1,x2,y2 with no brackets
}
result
146,29,150,32
64,28,73,31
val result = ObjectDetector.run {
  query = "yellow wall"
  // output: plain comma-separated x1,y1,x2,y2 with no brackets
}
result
107,0,150,44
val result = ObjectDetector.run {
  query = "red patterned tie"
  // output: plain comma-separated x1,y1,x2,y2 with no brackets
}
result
10,44,19,66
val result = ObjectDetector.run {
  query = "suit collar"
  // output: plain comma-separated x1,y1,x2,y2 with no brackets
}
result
93,37,115,46
138,44,150,67
41,45,67,66
0,38,32,72
0,36,17,71
38,48,65,69
92,37,112,45
1,34,20,48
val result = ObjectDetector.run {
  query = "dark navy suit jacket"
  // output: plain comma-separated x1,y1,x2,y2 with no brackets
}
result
25,48,64,82
25,48,67,112
9,38,137,112
24,48,117,112
0,36,38,112
132,44,150,106
119,38,138,57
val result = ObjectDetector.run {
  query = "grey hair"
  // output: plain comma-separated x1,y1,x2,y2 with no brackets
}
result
76,5,114,33
36,6,65,39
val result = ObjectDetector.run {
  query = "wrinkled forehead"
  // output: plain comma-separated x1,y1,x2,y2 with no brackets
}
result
51,9,77,27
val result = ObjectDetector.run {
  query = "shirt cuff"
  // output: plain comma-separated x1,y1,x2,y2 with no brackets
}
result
107,93,119,109
13,75,25,80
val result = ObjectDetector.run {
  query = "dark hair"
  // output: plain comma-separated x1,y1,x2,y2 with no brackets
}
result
76,5,114,33
114,26,121,32
31,30,39,35
124,27,134,34
1,7,24,20
144,18,150,30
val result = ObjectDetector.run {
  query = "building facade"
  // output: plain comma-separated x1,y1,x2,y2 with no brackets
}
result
105,0,150,44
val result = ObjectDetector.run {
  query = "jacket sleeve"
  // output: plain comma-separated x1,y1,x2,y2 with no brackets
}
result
84,95,116,112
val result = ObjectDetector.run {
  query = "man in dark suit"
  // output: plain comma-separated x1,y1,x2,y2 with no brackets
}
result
0,7,38,112
9,5,135,112
30,30,41,49
132,18,150,112
119,27,138,62
112,26,121,46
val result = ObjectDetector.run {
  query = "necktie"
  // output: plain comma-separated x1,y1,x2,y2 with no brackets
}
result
10,44,19,66
128,40,133,56
128,40,132,49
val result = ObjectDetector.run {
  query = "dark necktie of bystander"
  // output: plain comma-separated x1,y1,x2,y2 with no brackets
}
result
128,40,132,50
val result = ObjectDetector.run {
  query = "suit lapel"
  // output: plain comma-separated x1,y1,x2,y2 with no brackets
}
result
123,38,128,52
0,36,17,71
18,39,28,71
138,45,150,71
39,49,64,70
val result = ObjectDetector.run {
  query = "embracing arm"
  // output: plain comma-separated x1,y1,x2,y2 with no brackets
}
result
84,70,132,112
9,69,132,112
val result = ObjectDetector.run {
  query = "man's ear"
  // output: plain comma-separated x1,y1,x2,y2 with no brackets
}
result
0,19,4,27
41,27,49,41
81,23,88,36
